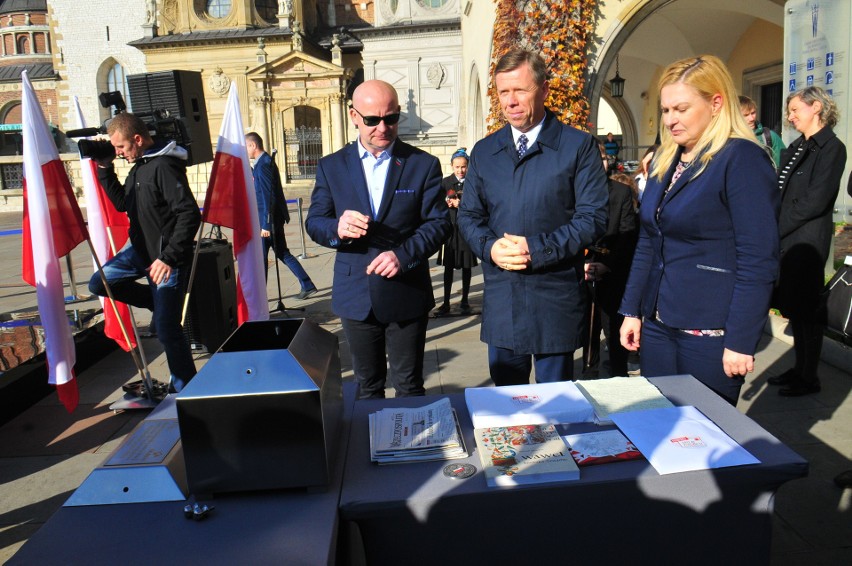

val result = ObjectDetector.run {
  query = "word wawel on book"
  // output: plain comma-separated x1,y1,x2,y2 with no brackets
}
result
474,424,580,487
369,398,467,464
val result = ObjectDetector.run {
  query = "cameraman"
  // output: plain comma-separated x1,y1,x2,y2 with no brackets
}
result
87,112,201,392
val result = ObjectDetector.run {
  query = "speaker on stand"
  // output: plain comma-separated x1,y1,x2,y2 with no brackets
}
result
183,239,238,354
127,70,213,165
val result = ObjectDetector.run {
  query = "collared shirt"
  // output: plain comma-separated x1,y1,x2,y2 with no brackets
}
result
357,138,395,216
510,115,546,153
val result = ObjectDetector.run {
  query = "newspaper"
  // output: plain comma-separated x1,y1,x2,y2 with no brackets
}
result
368,397,468,464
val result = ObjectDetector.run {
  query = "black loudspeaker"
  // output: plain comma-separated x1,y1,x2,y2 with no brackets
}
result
127,70,214,165
184,239,237,353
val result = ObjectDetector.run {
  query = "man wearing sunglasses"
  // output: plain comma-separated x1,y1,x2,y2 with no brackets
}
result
306,80,450,399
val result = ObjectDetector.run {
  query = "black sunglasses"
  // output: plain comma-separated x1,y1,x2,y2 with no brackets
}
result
350,107,401,127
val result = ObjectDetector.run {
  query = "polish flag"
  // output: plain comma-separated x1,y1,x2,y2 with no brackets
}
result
72,97,136,351
21,71,88,412
202,83,268,323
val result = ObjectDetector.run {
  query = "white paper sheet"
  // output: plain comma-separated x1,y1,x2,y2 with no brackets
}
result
611,405,760,475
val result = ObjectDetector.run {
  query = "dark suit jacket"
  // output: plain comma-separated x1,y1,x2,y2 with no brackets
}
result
253,151,290,231
590,178,638,312
306,140,450,322
620,138,780,355
775,126,847,317
458,110,609,354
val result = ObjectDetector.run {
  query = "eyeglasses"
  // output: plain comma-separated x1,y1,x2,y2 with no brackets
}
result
350,107,401,127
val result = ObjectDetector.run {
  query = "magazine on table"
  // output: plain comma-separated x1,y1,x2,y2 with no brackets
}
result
562,429,643,466
368,397,467,464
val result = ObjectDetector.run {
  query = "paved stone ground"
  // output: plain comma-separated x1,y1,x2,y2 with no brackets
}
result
0,210,850,564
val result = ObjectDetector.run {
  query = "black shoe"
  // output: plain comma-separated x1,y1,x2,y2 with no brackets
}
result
768,368,799,386
834,470,852,488
779,382,821,397
297,288,317,300
434,303,450,317
459,302,471,314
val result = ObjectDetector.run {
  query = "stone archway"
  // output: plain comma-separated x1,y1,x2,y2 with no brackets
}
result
586,0,785,148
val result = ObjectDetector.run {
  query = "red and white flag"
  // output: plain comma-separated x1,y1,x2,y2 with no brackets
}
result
202,83,268,323
21,71,88,412
73,97,136,352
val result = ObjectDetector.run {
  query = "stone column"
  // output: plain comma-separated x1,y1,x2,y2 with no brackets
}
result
252,86,270,149
330,93,346,151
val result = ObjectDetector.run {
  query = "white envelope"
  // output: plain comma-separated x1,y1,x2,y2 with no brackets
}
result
465,381,595,429
611,405,760,475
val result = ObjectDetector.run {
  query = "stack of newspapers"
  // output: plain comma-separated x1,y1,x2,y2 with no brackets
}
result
369,397,467,464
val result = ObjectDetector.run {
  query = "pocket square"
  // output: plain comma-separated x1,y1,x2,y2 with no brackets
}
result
395,189,415,194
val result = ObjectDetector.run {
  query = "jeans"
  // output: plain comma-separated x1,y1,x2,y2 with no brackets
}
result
88,244,197,390
264,225,315,291
640,317,742,406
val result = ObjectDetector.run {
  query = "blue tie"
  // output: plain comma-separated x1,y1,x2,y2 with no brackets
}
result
517,134,528,159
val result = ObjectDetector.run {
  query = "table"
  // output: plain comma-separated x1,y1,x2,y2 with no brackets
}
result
9,383,357,566
339,375,808,565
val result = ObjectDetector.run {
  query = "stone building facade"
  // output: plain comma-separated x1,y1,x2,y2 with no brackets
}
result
47,0,148,142
0,0,57,161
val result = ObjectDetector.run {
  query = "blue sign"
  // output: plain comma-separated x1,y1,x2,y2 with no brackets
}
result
826,52,834,66
825,71,834,84
807,58,815,70
789,62,797,75
789,78,797,92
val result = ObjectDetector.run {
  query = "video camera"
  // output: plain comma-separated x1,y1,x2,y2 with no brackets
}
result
67,90,194,163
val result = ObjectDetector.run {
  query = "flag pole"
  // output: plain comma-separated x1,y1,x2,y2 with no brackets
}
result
181,221,205,325
84,235,159,402
102,226,158,402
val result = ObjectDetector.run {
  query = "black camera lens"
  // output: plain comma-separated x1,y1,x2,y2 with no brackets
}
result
78,139,116,162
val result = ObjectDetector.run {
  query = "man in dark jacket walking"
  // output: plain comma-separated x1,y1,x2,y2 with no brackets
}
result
458,48,608,385
88,112,200,392
245,132,316,299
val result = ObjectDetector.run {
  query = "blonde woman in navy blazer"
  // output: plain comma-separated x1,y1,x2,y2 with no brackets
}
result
619,56,780,405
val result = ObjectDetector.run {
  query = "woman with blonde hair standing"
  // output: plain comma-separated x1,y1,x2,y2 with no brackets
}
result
619,55,780,405
769,86,847,396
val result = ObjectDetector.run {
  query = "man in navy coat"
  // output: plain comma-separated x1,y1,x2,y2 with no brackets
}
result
458,49,608,386
306,80,450,399
246,132,317,299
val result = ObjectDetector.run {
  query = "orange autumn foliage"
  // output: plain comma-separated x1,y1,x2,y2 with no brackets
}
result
488,0,599,133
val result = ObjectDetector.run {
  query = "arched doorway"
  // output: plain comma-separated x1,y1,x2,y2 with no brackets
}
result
586,0,785,152
283,105,322,180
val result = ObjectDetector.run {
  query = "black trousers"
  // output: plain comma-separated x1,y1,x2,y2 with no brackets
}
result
582,279,630,377
789,317,824,386
341,312,428,399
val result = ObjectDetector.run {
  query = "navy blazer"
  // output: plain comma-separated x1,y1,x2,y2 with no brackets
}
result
458,110,609,354
306,140,450,323
252,151,289,231
619,138,780,355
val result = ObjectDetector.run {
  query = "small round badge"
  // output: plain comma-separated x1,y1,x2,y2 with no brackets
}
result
442,463,476,479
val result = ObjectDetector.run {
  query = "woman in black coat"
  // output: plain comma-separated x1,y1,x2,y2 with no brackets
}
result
435,149,478,315
771,86,847,396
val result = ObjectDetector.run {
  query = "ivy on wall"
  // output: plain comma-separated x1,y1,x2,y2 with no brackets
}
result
488,0,598,133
